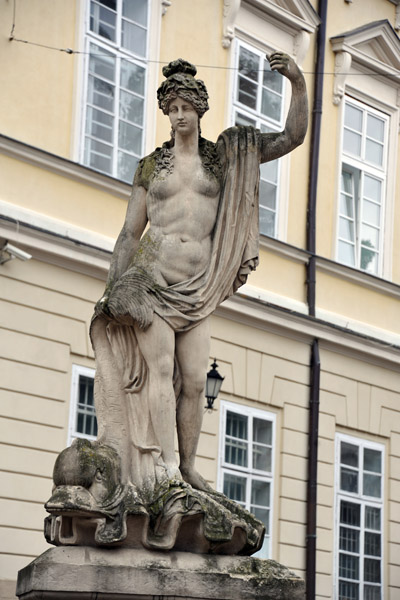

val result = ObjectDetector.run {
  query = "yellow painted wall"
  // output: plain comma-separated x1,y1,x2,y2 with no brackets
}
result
0,0,78,158
0,153,128,239
156,0,228,146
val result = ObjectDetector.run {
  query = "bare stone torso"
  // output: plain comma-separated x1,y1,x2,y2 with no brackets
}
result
143,152,220,286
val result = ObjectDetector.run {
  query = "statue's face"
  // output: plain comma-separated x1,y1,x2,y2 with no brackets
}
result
168,96,198,137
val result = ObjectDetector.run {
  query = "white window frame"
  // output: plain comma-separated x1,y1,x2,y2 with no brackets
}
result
218,400,276,559
231,39,286,240
336,96,389,277
334,433,385,600
68,364,97,445
80,0,150,182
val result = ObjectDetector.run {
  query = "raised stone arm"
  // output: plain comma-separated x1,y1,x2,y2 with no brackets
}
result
260,52,308,164
95,184,148,313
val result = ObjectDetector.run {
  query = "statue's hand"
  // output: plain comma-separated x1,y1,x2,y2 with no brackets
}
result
268,52,301,82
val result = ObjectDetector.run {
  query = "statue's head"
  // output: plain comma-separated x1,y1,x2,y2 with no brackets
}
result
157,59,209,118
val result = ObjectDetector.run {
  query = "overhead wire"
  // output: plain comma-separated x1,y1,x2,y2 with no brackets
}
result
7,1,400,78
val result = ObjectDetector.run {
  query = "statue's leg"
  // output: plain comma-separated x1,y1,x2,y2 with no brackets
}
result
175,318,213,492
133,315,180,480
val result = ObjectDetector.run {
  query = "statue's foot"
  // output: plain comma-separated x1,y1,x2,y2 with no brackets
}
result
180,466,214,493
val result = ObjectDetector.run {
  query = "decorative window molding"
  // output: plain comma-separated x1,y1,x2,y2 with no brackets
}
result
335,434,384,600
81,0,150,183
218,401,276,558
68,365,97,444
223,0,319,63
336,97,389,276
330,20,400,106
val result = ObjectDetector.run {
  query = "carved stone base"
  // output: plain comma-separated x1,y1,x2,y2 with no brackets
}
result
16,546,305,600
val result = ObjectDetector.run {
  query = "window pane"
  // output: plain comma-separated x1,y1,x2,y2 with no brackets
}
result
260,159,278,185
360,225,379,251
338,241,355,266
253,445,271,472
339,581,358,600
341,467,358,493
253,418,272,445
118,120,142,155
251,479,270,507
261,88,281,122
340,194,354,218
340,526,359,553
122,0,147,26
365,506,380,531
363,175,381,204
364,532,381,557
120,90,144,125
89,45,115,82
121,59,145,95
263,59,282,93
259,180,276,211
345,104,363,132
364,558,381,583
363,473,381,498
88,76,115,112
363,200,380,227
341,501,360,527
122,20,147,57
239,47,259,82
365,140,383,166
364,585,381,600
86,107,114,142
235,112,256,127
360,248,378,274
90,1,116,42
343,129,362,156
252,506,270,534
226,411,247,439
367,114,384,142
341,170,354,195
223,473,246,504
259,207,275,237
339,553,359,580
238,76,257,110
85,137,113,173
341,442,359,467
118,151,138,183
225,437,248,467
339,217,355,242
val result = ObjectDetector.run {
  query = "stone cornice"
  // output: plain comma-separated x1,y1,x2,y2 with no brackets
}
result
0,134,131,200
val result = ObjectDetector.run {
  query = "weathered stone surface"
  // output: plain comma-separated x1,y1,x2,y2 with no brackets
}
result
47,55,308,556
45,439,264,554
17,547,305,600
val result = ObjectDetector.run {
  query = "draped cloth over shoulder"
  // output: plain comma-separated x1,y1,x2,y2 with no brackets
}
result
90,126,262,492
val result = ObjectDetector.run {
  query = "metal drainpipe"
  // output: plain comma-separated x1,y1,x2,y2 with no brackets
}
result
306,1,327,599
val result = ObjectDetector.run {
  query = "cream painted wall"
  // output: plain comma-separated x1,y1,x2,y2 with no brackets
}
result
0,153,128,240
156,0,229,146
0,0,78,157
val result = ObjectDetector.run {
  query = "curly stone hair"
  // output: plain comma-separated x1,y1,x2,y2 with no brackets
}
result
157,58,209,117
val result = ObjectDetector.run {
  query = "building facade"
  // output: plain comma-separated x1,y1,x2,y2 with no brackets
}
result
1,1,400,599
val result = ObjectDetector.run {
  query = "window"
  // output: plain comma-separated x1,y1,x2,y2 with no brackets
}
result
335,435,384,600
337,99,388,275
218,401,275,558
233,41,285,238
83,0,149,182
68,365,97,444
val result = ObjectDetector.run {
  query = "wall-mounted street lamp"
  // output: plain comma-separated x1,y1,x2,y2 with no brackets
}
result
205,359,224,410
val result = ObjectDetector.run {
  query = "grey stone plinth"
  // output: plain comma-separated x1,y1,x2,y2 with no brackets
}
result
17,546,305,600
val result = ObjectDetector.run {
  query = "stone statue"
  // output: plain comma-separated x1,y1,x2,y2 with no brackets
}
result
45,53,308,554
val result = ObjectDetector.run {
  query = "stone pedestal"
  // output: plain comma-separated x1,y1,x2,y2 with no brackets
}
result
17,547,305,600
